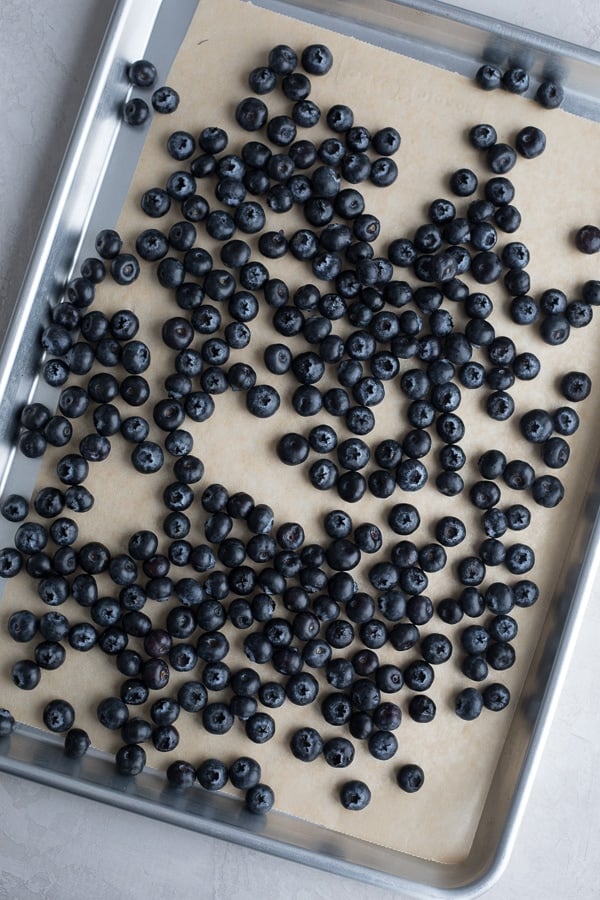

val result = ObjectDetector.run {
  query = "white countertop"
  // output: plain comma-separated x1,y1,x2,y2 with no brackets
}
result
1,2,599,898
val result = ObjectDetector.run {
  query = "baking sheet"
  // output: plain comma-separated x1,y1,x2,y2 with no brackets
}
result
1,0,599,895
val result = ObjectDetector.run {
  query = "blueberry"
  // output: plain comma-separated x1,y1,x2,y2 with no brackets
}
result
502,66,529,94
403,660,434,692
457,556,486,586
122,96,150,126
299,43,332,75
487,143,517,174
455,687,483,720
475,64,502,90
43,698,75,733
151,85,179,113
397,763,425,792
64,728,91,759
141,187,171,218
575,225,600,254
469,123,497,149
162,759,196,790
245,65,275,96
561,371,591,402
483,682,511,711
515,125,546,159
245,783,275,815
7,609,38,642
541,439,569,472
536,79,564,108
11,659,41,690
128,58,157,87
421,633,453,664
323,737,355,769
553,406,579,436
235,96,268,131
146,707,177,739
486,641,516,671
461,624,489,655
368,730,398,761
449,168,478,197
113,744,146,776
198,701,233,735
197,757,228,791
531,474,564,508
339,780,371,811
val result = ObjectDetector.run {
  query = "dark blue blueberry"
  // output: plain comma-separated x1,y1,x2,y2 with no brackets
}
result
11,659,41,690
245,711,275,743
540,313,570,346
502,67,529,94
111,253,140,285
64,728,91,758
123,97,150,126
396,458,428,492
449,168,478,197
176,682,208,715
503,459,535,490
404,659,434,691
504,542,535,574
407,696,436,726
368,730,398,760
542,436,570,468
536,79,563,108
164,759,196,789
338,780,370,811
437,598,463,625
151,85,179,113
370,157,398,187
43,698,75,733
389,622,419,652
514,579,540,607
475,63,502,90
248,65,276,94
486,642,516,671
531,474,564,508
455,687,484,720
323,737,355,769
397,763,425,793
8,608,38,641
245,783,275,814
141,187,171,218
515,125,546,159
487,142,517,174
561,370,592,402
202,702,234,735
197,757,228,791
486,390,515,421
457,556,486,586
481,682,511,712
115,744,146,776
519,408,553,444
128,58,156,87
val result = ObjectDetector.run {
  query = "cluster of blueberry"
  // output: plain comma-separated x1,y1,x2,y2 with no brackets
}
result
122,59,180,126
475,61,563,108
0,36,599,823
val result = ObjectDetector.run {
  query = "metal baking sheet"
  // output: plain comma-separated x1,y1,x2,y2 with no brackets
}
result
1,0,600,897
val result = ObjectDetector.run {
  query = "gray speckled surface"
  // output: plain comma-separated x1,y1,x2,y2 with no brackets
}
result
1,2,600,898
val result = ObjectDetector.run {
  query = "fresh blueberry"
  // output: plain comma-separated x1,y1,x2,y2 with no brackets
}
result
245,783,275,814
502,67,529,94
455,687,483,720
43,698,75,733
397,763,425,792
